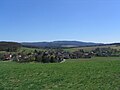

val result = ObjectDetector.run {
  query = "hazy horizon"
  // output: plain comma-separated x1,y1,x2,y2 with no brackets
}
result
0,40,118,44
0,0,120,43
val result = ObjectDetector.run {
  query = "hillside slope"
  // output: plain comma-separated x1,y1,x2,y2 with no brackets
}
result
22,41,102,48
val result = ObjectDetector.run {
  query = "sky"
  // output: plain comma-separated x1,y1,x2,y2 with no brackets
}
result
0,0,120,43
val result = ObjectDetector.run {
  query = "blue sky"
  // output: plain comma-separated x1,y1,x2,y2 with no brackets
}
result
0,0,120,43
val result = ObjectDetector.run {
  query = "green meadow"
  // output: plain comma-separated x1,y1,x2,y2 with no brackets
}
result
0,57,120,90
64,45,120,52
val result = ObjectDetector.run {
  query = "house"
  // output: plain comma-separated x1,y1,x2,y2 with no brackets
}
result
4,54,12,60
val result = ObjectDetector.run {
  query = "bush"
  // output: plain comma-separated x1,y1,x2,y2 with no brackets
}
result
0,54,5,60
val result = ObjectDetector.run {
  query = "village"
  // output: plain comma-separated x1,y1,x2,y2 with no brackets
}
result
0,49,91,63
0,47,120,63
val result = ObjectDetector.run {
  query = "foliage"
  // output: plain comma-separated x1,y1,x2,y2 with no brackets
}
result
0,42,21,52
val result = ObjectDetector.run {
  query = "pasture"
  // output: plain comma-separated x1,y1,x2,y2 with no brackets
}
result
64,45,120,52
0,57,120,90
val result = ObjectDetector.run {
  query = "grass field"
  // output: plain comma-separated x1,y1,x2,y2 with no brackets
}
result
64,45,120,52
19,47,47,53
0,57,120,90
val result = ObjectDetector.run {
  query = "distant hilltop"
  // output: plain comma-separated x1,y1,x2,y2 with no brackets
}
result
0,41,120,48
21,41,103,48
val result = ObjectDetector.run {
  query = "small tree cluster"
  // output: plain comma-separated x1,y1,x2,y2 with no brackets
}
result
92,47,120,57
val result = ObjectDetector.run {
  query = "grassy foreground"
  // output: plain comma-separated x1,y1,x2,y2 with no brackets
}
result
0,57,120,90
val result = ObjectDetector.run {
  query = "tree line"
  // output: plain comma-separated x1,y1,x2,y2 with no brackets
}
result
0,42,21,52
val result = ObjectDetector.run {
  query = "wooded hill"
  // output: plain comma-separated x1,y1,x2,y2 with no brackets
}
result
22,41,102,48
0,42,21,52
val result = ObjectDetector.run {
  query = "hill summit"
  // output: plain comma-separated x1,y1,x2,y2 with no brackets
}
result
22,41,102,48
